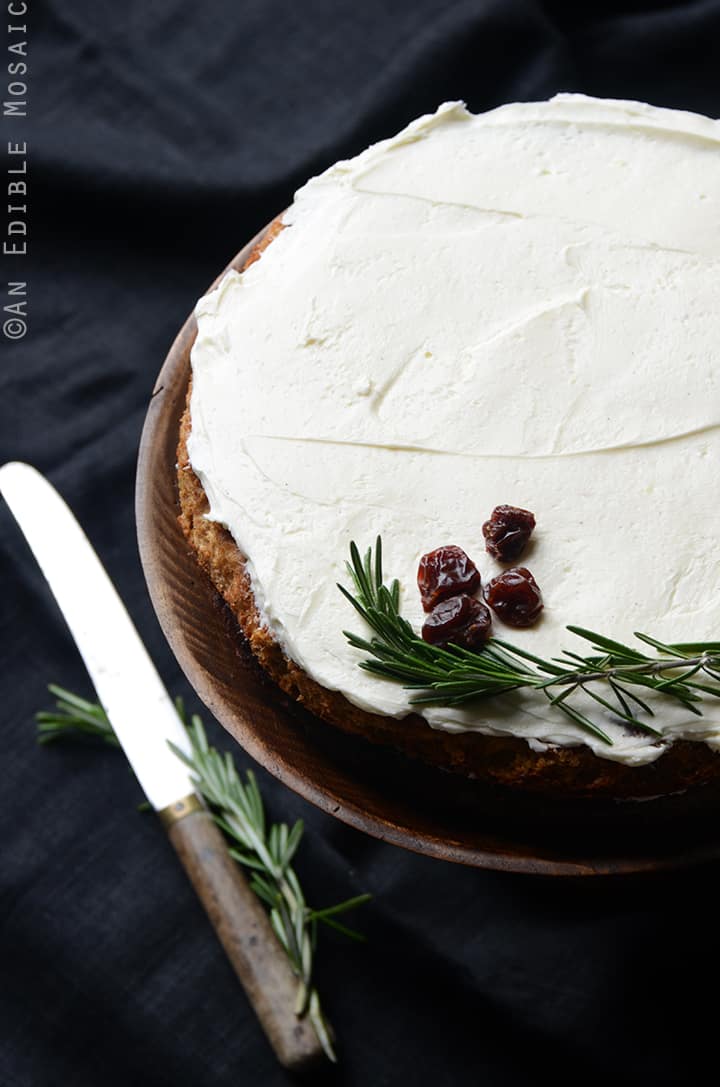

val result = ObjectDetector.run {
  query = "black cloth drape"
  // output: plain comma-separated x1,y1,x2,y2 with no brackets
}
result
2,2,720,1084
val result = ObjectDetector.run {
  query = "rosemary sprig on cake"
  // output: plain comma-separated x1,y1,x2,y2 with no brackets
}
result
36,687,370,1062
338,538,720,746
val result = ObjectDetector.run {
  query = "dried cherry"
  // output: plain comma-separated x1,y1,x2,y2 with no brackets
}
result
417,545,480,612
484,567,543,627
482,505,536,562
422,594,492,649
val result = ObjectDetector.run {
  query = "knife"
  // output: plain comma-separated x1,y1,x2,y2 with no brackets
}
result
0,461,323,1072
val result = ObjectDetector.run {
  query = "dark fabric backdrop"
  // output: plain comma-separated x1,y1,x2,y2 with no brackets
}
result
2,1,720,1084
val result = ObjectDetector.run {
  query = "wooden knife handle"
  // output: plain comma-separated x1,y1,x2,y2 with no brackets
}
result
164,804,324,1072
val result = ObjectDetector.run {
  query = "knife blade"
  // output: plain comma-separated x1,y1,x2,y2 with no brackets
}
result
0,461,323,1071
0,461,193,809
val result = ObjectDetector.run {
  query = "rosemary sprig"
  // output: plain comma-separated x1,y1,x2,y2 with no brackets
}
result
37,685,120,747
36,686,370,1062
339,538,720,746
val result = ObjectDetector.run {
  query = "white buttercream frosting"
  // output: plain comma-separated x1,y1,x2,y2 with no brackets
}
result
188,95,720,766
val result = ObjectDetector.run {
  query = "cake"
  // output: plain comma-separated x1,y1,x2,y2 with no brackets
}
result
178,96,720,799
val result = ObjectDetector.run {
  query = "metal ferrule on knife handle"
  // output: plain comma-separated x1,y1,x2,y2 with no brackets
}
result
157,792,204,828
